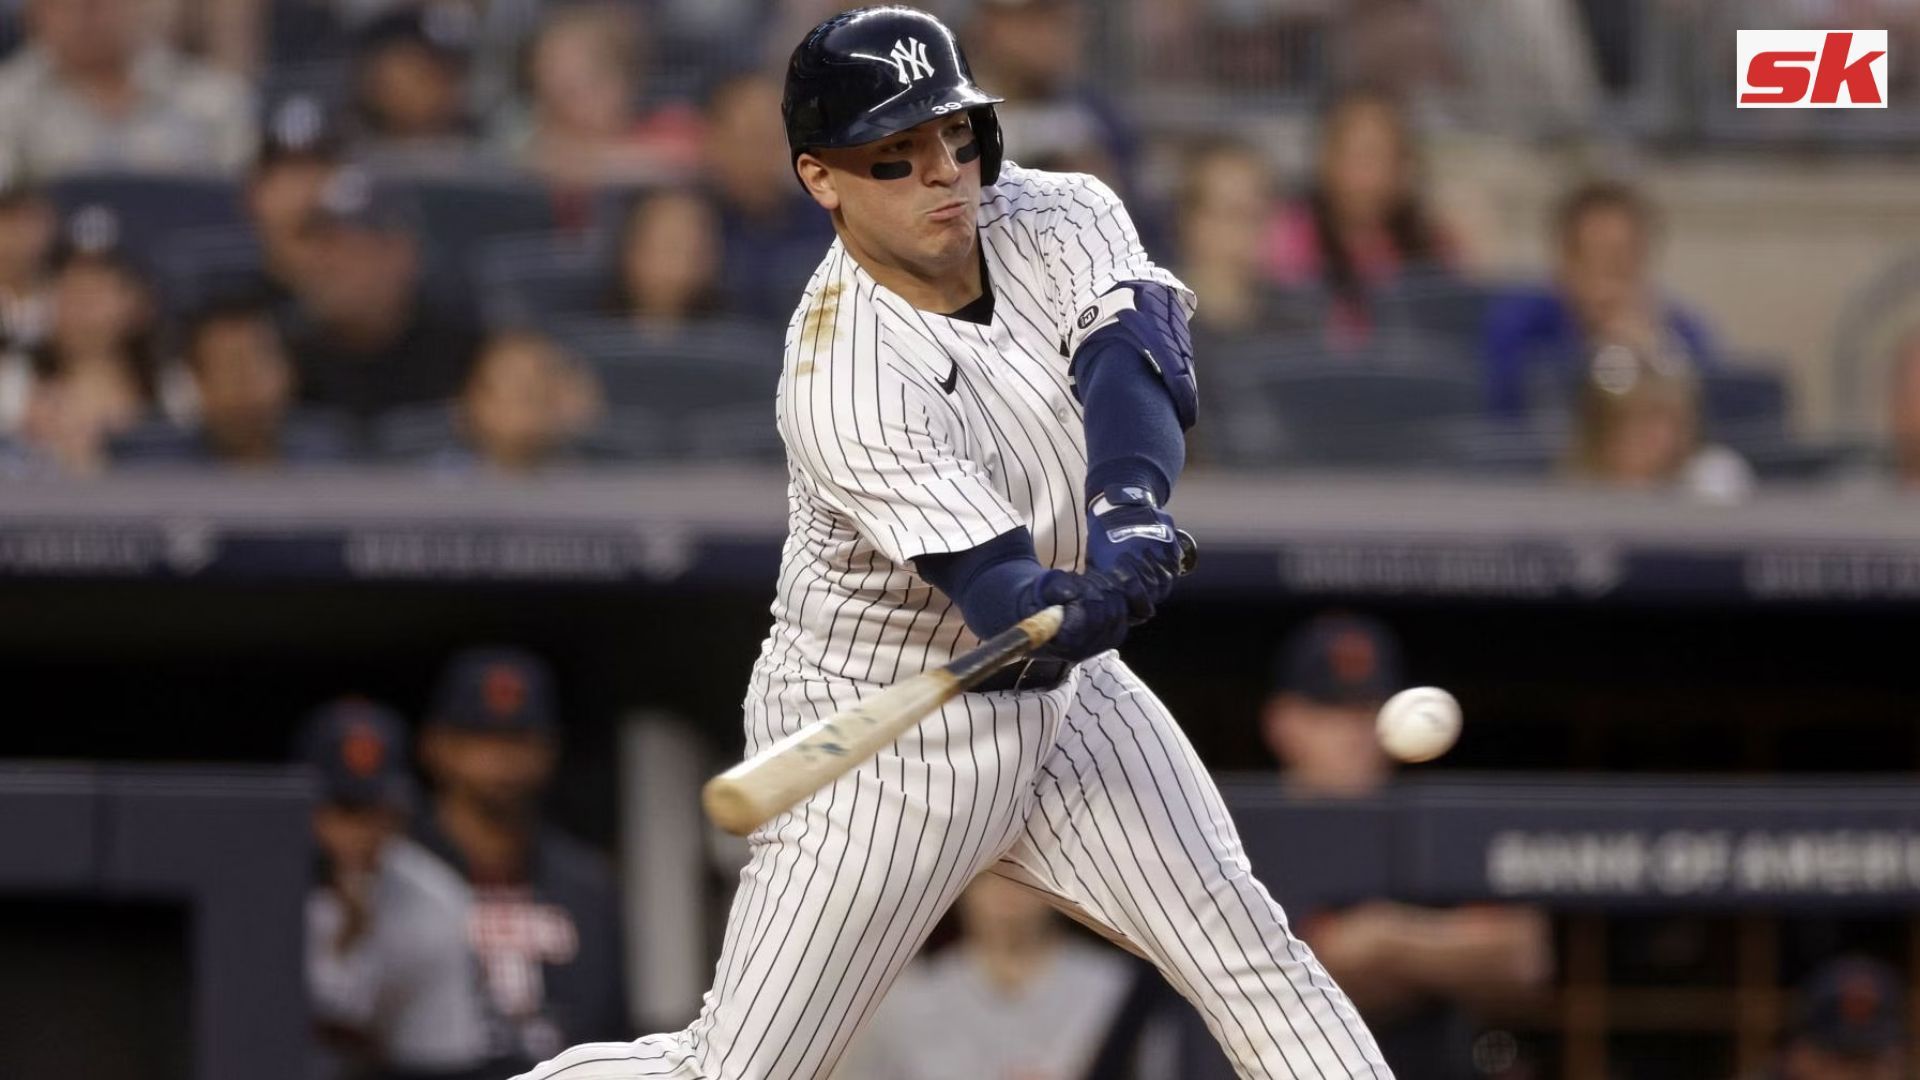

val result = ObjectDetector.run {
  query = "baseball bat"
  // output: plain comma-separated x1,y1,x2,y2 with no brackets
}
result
702,531,1197,836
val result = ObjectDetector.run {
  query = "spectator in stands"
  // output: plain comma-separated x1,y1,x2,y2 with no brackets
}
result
700,70,834,323
508,3,701,192
0,173,55,433
838,873,1173,1080
966,0,1139,195
1262,612,1552,1079
282,167,481,424
300,698,496,1080
1176,137,1319,351
156,0,263,78
1268,86,1454,346
1333,0,1461,111
448,330,599,472
1483,179,1719,417
17,208,162,473
1754,956,1908,1080
122,298,349,466
351,5,479,150
1886,328,1920,489
415,647,629,1070
245,98,344,307
1566,343,1754,502
1124,0,1327,93
611,187,725,331
0,0,254,178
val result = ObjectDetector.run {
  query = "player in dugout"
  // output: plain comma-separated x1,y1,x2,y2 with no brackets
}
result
1262,613,1552,1080
300,697,495,1080
1745,956,1907,1080
414,647,629,1074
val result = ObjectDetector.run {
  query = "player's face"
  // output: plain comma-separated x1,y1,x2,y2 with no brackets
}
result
799,113,982,282
424,728,556,818
313,803,398,876
957,873,1056,947
1263,694,1391,798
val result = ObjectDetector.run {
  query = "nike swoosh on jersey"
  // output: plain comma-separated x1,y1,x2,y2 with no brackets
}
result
938,358,959,394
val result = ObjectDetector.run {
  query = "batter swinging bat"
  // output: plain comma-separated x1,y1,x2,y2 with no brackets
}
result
703,531,1198,836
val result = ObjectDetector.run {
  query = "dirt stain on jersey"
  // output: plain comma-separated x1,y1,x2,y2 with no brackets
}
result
794,282,842,377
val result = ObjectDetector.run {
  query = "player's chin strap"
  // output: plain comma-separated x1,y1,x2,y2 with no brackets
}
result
1067,281,1198,431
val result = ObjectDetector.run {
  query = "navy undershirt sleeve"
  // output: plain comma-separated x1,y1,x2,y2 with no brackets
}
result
913,527,1046,640
1072,328,1187,505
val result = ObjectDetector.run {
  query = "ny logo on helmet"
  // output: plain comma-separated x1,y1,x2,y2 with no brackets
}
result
885,37,934,85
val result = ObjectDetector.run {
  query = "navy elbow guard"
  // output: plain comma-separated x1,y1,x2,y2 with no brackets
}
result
1069,281,1198,430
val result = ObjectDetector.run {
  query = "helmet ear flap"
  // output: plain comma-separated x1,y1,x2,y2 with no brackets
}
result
969,105,1003,186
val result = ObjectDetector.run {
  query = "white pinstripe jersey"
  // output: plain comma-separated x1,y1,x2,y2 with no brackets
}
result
751,164,1194,701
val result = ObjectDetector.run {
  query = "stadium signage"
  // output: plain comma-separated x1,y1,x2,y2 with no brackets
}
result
1488,828,1920,898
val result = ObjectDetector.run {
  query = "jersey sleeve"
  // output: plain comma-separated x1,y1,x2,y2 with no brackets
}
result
780,339,1023,566
1039,172,1197,357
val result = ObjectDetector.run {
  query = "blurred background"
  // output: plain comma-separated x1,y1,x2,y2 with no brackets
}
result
0,1,1918,1079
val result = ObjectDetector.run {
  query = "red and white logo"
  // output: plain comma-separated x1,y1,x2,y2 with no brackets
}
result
1738,30,1888,108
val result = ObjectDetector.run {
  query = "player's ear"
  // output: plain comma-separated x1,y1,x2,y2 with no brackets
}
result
796,153,839,212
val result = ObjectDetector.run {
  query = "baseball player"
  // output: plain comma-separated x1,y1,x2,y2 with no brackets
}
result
518,6,1389,1079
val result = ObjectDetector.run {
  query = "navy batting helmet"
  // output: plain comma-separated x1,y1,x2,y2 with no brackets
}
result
782,6,1005,185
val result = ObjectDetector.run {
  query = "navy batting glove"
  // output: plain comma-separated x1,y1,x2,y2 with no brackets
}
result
1085,483,1183,624
1023,568,1131,663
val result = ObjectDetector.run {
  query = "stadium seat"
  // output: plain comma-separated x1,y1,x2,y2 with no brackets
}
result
478,233,611,330
1373,272,1505,350
549,317,784,461
110,413,356,467
1205,363,1489,468
580,405,674,462
679,401,788,463
550,318,782,408
396,176,558,260
1699,364,1790,443
380,176,561,307
368,403,462,462
1735,437,1870,482
1205,328,1476,375
259,60,353,118
1447,414,1568,476
266,0,354,69
48,174,248,271
157,226,267,312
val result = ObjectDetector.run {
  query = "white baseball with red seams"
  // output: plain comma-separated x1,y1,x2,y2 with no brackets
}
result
1376,687,1463,763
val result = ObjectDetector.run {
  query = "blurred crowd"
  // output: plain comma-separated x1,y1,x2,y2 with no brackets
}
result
0,0,1911,498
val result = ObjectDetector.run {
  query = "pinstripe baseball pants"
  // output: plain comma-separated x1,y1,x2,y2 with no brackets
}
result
516,652,1390,1080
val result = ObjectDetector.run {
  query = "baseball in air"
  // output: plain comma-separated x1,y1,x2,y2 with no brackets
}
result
1376,687,1461,763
